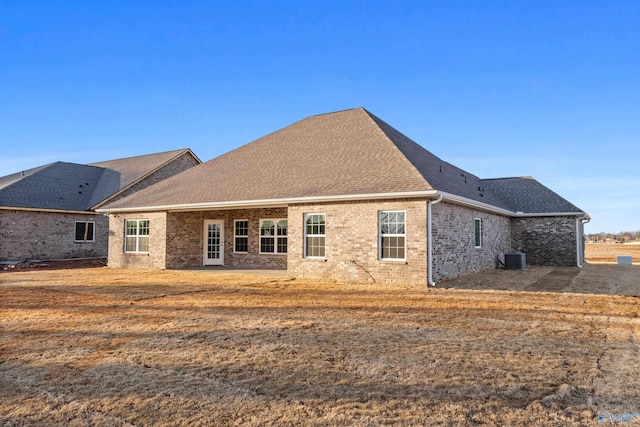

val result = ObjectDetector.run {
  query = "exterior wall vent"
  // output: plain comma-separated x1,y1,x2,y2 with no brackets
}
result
505,251,526,270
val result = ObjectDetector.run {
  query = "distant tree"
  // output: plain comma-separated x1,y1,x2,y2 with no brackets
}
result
586,230,640,243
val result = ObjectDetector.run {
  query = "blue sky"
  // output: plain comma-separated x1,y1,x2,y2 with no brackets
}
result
1,1,638,233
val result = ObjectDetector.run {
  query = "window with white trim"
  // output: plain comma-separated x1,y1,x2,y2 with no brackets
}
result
125,219,149,253
304,213,325,258
74,221,95,242
260,219,287,254
379,211,406,260
474,218,482,248
234,220,249,253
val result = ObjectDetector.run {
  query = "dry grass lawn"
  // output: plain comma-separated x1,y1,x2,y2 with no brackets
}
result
1,265,639,426
586,243,640,264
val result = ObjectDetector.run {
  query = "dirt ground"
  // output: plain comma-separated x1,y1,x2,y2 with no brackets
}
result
1,265,639,426
585,243,640,264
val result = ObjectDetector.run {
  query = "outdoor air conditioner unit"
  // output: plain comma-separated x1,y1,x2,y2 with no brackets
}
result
505,251,526,270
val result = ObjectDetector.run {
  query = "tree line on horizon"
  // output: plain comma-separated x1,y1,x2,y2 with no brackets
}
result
586,231,640,243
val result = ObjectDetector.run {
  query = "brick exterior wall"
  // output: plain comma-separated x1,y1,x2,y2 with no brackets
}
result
165,208,288,269
0,152,199,263
288,199,428,286
0,210,107,261
107,211,167,269
511,216,578,266
101,152,200,206
431,202,512,281
104,200,581,281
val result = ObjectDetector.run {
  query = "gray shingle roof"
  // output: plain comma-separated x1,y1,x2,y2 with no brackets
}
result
0,149,195,211
0,162,105,211
100,108,585,216
481,177,583,214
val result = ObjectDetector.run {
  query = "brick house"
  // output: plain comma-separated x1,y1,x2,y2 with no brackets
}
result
0,149,200,262
99,109,588,285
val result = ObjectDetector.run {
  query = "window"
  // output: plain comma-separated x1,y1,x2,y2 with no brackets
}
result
74,221,95,242
380,211,406,260
234,220,249,253
260,219,287,254
304,213,325,258
474,218,482,248
125,219,150,253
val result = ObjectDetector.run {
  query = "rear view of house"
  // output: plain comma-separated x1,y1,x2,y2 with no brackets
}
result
0,149,200,262
98,109,588,285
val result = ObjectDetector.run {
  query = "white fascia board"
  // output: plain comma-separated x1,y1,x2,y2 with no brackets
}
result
96,190,440,213
96,189,587,218
438,192,586,218
438,192,515,216
0,206,100,215
514,212,588,218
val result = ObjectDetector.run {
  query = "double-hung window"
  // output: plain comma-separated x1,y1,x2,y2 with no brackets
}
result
125,219,149,253
379,211,406,260
304,213,325,258
474,218,482,248
74,221,95,242
234,220,249,253
260,219,287,254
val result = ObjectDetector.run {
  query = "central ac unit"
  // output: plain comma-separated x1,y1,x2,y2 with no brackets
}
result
505,251,526,270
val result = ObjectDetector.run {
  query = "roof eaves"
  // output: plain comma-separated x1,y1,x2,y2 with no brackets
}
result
439,191,586,217
96,190,440,213
0,205,100,215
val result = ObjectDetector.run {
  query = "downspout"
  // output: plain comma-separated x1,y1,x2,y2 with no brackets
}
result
575,218,582,268
576,215,591,268
428,194,443,286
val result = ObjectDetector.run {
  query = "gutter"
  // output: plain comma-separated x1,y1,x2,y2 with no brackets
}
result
427,194,443,286
96,190,440,213
0,206,100,215
438,191,587,218
576,215,591,268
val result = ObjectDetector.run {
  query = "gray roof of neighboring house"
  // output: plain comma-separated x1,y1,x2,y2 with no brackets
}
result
100,108,585,216
0,149,196,212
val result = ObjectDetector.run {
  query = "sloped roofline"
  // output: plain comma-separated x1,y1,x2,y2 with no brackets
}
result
97,188,587,219
91,149,200,210
0,205,101,215
95,108,586,219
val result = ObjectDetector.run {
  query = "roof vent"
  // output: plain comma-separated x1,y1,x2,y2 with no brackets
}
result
505,251,526,270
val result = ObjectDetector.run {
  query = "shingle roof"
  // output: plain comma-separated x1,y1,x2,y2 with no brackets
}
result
0,149,195,211
89,149,193,191
480,177,583,214
100,108,585,216
101,108,432,209
0,162,106,211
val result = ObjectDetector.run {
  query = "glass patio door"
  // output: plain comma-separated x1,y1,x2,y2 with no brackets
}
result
204,220,224,265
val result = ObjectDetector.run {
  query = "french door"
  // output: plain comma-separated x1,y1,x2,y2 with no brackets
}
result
203,220,224,266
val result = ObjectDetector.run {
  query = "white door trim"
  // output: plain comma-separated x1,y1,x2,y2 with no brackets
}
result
203,220,224,266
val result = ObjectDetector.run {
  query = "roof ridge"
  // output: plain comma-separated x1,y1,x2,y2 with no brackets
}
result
358,109,433,190
308,107,364,118
88,148,190,165
481,176,534,181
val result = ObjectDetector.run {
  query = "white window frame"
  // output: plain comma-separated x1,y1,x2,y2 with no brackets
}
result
259,219,287,255
304,213,326,259
379,210,407,261
74,220,95,242
124,219,150,254
234,219,249,253
474,218,482,249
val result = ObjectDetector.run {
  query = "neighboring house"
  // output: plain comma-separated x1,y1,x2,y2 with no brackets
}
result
0,149,201,262
98,108,588,285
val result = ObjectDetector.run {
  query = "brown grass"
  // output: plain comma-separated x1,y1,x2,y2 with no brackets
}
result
1,266,639,426
586,243,640,264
